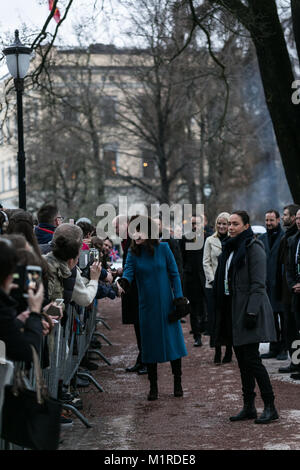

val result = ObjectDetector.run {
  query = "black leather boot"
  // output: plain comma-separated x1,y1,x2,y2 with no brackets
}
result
229,399,257,421
254,403,279,424
174,376,183,397
222,346,232,364
147,381,158,401
214,347,221,364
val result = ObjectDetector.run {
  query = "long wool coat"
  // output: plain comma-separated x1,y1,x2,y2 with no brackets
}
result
203,234,222,288
258,228,284,312
214,238,277,347
123,242,187,364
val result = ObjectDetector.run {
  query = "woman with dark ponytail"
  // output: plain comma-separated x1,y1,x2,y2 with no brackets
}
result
118,215,187,401
213,210,279,424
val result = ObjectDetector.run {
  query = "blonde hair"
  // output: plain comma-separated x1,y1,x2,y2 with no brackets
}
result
213,212,230,236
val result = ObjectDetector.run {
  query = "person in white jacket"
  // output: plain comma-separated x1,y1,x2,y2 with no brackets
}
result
203,212,232,364
45,224,101,308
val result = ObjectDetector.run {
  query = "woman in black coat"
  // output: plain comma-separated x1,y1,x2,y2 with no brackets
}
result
0,239,44,362
214,211,279,424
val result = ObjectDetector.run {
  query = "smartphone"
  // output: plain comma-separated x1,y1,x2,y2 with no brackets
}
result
24,265,42,297
89,248,99,263
46,305,62,317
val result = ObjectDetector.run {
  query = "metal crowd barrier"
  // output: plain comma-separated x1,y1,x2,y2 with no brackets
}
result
0,297,112,449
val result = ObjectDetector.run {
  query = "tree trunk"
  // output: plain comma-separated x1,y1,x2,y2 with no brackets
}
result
209,0,300,202
247,0,300,202
292,0,300,66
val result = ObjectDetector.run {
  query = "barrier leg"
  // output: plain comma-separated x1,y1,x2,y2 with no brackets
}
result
77,372,104,392
88,349,111,366
62,403,92,428
93,331,112,346
96,318,111,330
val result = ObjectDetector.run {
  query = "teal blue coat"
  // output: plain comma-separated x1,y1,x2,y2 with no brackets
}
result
123,242,188,364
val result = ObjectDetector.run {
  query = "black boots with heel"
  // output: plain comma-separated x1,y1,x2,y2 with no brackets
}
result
174,376,183,397
147,381,158,401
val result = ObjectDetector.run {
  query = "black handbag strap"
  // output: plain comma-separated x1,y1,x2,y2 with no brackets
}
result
11,347,48,405
30,345,48,404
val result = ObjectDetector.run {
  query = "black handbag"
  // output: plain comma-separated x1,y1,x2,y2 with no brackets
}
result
1,346,62,450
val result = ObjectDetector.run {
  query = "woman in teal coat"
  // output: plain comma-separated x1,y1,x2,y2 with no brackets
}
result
119,216,187,401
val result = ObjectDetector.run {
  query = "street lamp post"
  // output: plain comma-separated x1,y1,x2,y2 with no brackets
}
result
3,30,32,210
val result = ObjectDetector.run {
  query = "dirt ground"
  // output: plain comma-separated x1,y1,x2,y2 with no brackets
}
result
59,298,300,451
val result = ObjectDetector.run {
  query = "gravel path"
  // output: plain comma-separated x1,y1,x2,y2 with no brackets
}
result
60,298,300,450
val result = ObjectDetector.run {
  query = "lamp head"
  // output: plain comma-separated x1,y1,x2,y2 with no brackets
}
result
3,30,32,79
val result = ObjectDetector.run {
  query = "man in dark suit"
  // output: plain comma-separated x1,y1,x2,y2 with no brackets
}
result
180,215,207,347
259,210,285,359
113,215,147,375
285,208,300,379
276,204,300,375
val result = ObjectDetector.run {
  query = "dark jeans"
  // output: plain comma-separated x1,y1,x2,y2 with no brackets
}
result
233,343,275,404
147,359,182,381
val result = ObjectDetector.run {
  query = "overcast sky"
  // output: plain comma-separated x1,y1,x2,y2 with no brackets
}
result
0,0,133,77
0,0,130,47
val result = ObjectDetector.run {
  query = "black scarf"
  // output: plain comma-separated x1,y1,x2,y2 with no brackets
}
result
214,227,254,303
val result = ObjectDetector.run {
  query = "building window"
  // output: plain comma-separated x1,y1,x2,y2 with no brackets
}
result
62,98,78,123
103,147,118,177
6,116,12,144
8,166,12,190
142,149,155,178
1,167,5,192
100,96,117,126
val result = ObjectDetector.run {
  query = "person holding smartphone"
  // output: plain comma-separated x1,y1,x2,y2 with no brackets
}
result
0,239,46,362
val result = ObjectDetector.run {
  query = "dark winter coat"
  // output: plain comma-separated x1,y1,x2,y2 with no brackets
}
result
259,226,285,312
161,237,183,281
180,232,206,301
276,223,298,306
34,223,55,244
286,231,300,313
0,288,43,362
121,237,139,324
214,238,277,347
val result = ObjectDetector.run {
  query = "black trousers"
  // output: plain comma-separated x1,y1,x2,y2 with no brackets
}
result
190,299,206,339
147,358,182,381
233,343,275,404
269,311,285,354
133,319,143,365
282,304,300,360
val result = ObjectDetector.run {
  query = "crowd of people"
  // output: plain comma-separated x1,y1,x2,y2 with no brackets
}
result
1,201,300,441
0,203,123,429
115,204,300,425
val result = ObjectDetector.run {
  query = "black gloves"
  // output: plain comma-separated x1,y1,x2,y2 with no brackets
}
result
117,277,130,294
168,297,191,323
244,313,257,329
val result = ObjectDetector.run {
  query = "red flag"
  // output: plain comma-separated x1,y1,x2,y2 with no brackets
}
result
48,0,61,24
